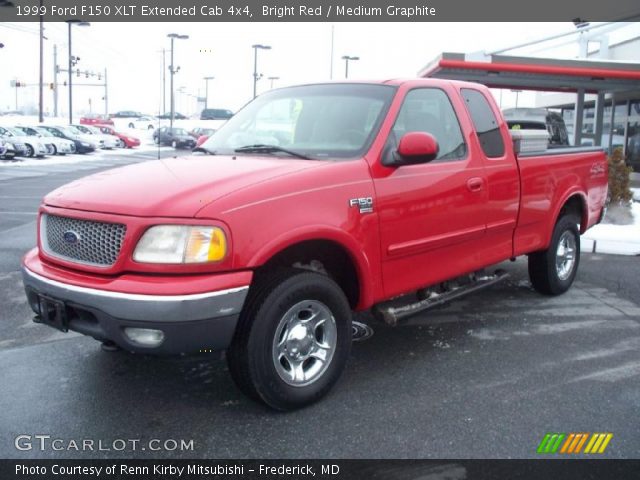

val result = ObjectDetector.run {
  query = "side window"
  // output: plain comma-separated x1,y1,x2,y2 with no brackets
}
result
461,88,505,158
391,88,466,161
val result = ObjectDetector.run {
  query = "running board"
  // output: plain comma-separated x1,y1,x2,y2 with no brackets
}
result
373,270,509,326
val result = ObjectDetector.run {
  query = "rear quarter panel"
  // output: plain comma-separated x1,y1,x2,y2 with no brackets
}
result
513,149,608,256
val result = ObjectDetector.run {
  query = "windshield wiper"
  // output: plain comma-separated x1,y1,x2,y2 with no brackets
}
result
234,144,310,160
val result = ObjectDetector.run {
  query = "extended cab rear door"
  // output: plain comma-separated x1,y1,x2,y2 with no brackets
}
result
371,85,489,299
459,87,520,263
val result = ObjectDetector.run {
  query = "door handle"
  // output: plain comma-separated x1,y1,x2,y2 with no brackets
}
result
467,177,484,192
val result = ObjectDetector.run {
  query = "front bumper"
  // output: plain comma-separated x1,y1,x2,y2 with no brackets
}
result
22,258,250,355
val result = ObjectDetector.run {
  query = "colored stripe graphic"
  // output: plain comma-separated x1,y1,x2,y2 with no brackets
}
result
585,433,614,454
541,433,613,454
537,433,565,453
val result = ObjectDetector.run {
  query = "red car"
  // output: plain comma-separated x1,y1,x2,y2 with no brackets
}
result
22,79,608,410
97,125,140,148
196,134,209,147
80,113,114,126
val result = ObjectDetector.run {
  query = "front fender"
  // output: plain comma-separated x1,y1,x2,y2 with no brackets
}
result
248,225,378,310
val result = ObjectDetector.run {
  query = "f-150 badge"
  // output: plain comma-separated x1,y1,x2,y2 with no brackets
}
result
349,197,373,214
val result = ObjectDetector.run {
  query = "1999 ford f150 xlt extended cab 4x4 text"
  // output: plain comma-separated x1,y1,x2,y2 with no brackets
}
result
22,79,608,410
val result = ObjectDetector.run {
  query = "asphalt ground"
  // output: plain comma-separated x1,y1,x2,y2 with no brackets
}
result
0,154,638,459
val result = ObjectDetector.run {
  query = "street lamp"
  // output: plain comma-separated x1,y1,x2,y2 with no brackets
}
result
511,89,522,109
341,55,359,79
67,20,90,124
167,33,189,129
267,76,280,89
252,44,271,99
203,76,214,109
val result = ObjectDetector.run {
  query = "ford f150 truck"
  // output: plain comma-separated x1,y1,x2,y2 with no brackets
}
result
22,79,608,410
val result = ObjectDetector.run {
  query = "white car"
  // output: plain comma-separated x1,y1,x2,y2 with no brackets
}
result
0,126,48,157
72,124,119,149
125,116,158,130
16,126,75,155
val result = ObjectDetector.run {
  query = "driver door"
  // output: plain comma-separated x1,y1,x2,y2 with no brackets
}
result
372,87,488,298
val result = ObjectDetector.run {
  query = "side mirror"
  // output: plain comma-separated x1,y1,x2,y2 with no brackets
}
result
384,132,439,167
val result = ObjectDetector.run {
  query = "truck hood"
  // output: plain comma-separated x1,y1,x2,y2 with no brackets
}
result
44,155,323,217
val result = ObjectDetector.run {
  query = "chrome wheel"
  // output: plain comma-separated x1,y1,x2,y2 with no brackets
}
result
272,300,337,387
555,230,577,281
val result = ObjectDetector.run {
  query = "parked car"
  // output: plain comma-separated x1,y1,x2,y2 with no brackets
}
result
11,126,56,155
110,111,143,119
200,108,233,121
0,139,17,160
196,134,211,147
38,126,96,154
157,112,188,120
15,126,75,155
152,126,196,148
72,124,119,149
0,126,47,157
188,127,216,139
21,79,608,410
80,113,114,126
126,116,157,130
96,125,140,148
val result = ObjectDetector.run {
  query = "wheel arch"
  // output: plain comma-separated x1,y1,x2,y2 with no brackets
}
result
248,228,374,310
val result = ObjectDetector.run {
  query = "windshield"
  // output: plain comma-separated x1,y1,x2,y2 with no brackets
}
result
6,128,25,136
65,126,82,135
170,128,188,135
34,128,53,137
201,83,396,159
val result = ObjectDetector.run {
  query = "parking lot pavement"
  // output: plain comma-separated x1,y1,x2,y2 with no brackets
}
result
0,159,638,459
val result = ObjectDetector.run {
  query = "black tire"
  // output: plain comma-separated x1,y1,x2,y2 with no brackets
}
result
128,122,135,129
51,144,57,155
148,125,154,130
153,136,159,145
227,269,352,411
25,144,34,157
528,215,580,295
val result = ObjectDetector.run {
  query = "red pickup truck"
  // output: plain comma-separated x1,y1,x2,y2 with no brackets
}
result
22,79,608,410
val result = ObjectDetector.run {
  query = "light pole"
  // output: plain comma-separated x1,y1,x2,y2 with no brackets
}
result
341,55,359,79
203,76,214,109
511,89,522,109
252,44,271,99
67,20,90,124
167,33,189,129
268,76,279,89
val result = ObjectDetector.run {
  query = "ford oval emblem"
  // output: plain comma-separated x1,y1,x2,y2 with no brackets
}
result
62,230,80,245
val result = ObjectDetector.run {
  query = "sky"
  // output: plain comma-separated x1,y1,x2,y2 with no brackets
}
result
0,21,638,117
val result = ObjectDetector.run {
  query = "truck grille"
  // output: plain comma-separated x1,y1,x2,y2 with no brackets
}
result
41,214,126,267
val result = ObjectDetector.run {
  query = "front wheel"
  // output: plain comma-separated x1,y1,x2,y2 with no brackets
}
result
528,215,580,295
227,270,352,410
128,122,135,129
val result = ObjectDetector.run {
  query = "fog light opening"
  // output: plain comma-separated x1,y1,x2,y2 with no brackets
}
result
123,328,165,347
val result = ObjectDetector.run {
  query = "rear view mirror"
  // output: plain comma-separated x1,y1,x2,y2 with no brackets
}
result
384,132,439,167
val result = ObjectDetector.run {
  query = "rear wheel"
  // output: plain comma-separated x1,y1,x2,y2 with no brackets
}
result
25,144,34,157
128,122,135,129
528,215,580,295
51,144,57,155
227,269,352,410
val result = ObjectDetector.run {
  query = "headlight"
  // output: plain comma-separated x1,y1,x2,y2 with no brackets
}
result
133,225,227,264
81,142,91,147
